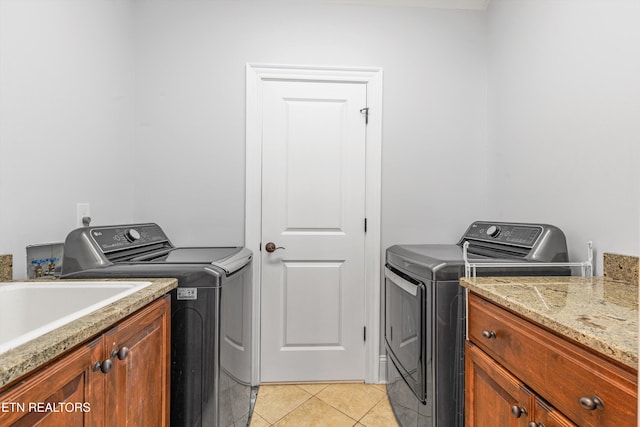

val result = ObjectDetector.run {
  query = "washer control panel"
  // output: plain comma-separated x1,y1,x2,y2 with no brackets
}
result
463,222,542,247
89,223,170,253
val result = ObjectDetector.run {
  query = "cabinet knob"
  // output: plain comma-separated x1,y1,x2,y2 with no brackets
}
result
111,346,131,361
510,405,527,418
481,330,497,339
528,423,544,427
117,347,130,360
96,359,113,374
579,395,604,411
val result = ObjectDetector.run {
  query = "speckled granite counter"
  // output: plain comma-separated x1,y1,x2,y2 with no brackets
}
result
0,278,177,390
604,253,639,285
0,255,12,281
459,276,638,370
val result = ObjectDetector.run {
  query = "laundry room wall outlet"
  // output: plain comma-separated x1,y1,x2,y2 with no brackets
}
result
76,203,90,227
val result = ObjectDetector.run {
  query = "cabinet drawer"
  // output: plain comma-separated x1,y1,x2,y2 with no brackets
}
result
467,293,637,427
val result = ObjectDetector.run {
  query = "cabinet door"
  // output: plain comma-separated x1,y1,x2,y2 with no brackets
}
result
0,337,104,427
534,397,576,427
465,342,532,427
468,293,637,427
104,296,170,427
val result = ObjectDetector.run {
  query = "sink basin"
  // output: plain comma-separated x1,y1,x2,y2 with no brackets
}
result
0,281,152,354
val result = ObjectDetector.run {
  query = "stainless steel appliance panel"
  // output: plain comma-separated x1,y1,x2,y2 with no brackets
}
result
385,259,464,427
61,223,254,427
384,266,427,402
385,221,570,427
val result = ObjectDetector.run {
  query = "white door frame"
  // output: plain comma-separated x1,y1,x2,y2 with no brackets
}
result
245,63,383,384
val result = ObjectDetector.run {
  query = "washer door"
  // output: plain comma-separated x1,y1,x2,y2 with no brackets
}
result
384,265,427,402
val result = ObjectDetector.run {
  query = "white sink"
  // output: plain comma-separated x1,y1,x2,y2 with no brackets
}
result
0,281,152,354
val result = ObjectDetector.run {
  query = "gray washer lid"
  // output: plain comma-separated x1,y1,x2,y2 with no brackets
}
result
163,247,252,275
163,247,241,263
386,244,465,281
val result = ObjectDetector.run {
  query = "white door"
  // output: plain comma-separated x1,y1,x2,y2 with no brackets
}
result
260,79,367,382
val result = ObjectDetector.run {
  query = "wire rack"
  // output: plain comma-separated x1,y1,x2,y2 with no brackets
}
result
463,241,593,279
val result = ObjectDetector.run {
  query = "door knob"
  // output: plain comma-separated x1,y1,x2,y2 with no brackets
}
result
265,242,285,253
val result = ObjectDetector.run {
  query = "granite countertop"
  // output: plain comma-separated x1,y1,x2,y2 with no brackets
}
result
0,278,177,390
460,276,638,370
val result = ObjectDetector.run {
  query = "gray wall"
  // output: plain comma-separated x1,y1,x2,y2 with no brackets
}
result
0,0,136,279
1,0,638,278
487,0,640,270
132,1,489,250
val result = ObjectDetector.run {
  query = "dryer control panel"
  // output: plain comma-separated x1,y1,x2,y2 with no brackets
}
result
464,222,542,247
89,223,171,253
458,221,568,262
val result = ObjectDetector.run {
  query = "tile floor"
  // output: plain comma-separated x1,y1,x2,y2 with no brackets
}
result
250,383,399,427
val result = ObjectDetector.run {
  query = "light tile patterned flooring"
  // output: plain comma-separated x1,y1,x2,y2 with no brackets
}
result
250,383,399,427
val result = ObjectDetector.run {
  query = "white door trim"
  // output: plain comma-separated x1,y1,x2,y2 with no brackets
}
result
245,63,383,384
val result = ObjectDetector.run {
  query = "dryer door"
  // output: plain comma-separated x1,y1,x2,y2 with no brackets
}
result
384,265,428,402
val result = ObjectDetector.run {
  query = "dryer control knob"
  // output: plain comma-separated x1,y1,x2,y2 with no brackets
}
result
125,229,141,242
486,225,501,238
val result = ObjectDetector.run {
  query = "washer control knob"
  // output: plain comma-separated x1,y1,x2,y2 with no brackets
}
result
486,225,501,238
125,229,141,242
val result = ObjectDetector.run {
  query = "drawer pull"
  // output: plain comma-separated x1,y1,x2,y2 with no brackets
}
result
579,395,604,411
528,423,544,427
117,347,130,360
95,359,113,374
510,405,527,418
481,330,497,339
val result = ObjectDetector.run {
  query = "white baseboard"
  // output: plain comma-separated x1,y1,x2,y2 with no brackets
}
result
378,354,388,384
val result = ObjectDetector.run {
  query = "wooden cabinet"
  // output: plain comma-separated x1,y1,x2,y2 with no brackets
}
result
104,295,170,426
466,342,575,427
534,397,577,427
465,341,532,427
0,296,170,427
0,337,104,427
465,293,637,427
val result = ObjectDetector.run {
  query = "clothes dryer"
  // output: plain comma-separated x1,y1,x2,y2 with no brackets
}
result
385,221,569,427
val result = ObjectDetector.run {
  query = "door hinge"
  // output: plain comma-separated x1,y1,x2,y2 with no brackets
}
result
364,218,367,233
360,107,369,124
363,326,367,342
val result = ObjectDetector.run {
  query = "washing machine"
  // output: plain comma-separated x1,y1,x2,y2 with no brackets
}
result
61,222,253,427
